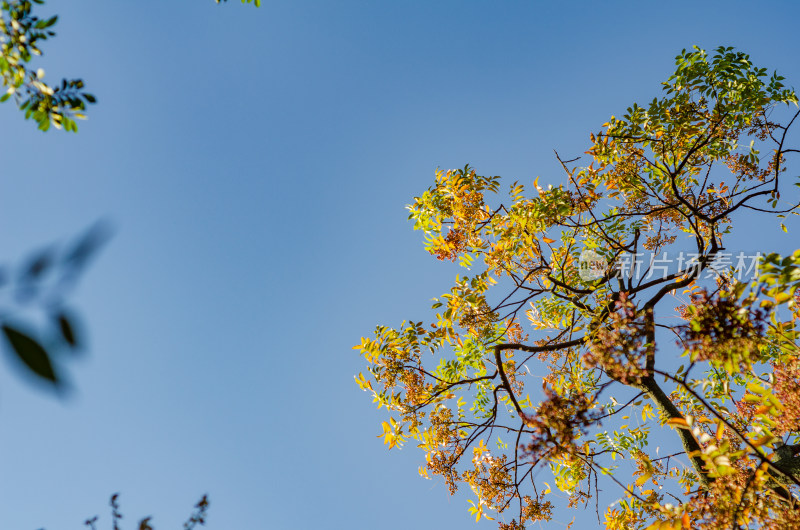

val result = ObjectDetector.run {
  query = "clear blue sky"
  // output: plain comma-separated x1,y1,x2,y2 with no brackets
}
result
0,1,799,528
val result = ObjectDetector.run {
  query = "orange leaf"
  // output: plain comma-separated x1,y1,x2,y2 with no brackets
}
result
667,418,690,429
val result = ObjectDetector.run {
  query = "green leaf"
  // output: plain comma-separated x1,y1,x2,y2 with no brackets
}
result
2,325,58,383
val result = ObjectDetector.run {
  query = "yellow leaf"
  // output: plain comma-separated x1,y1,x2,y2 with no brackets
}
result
542,237,556,244
646,522,681,530
774,291,792,304
378,421,390,436
751,433,775,447
354,372,373,391
667,418,689,429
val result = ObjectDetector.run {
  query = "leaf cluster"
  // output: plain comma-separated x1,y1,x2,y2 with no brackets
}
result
0,0,95,131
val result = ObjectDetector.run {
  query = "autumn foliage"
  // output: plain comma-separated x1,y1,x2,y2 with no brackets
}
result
355,46,800,528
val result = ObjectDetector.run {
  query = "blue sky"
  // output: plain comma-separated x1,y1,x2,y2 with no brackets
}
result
0,1,799,528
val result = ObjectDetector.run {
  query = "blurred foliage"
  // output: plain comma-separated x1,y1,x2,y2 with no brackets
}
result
0,1,252,527
215,0,261,6
1,221,110,390
36,493,209,530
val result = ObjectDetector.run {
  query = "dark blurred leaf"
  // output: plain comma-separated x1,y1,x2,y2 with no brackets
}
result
56,311,78,348
21,247,54,280
64,220,112,271
2,325,58,383
15,247,56,303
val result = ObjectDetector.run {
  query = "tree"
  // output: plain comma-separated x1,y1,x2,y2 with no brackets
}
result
354,46,800,529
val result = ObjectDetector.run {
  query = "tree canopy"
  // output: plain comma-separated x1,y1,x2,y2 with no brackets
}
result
355,46,800,529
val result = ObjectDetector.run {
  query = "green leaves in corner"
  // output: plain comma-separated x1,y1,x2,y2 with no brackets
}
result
0,0,96,132
2,324,58,384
